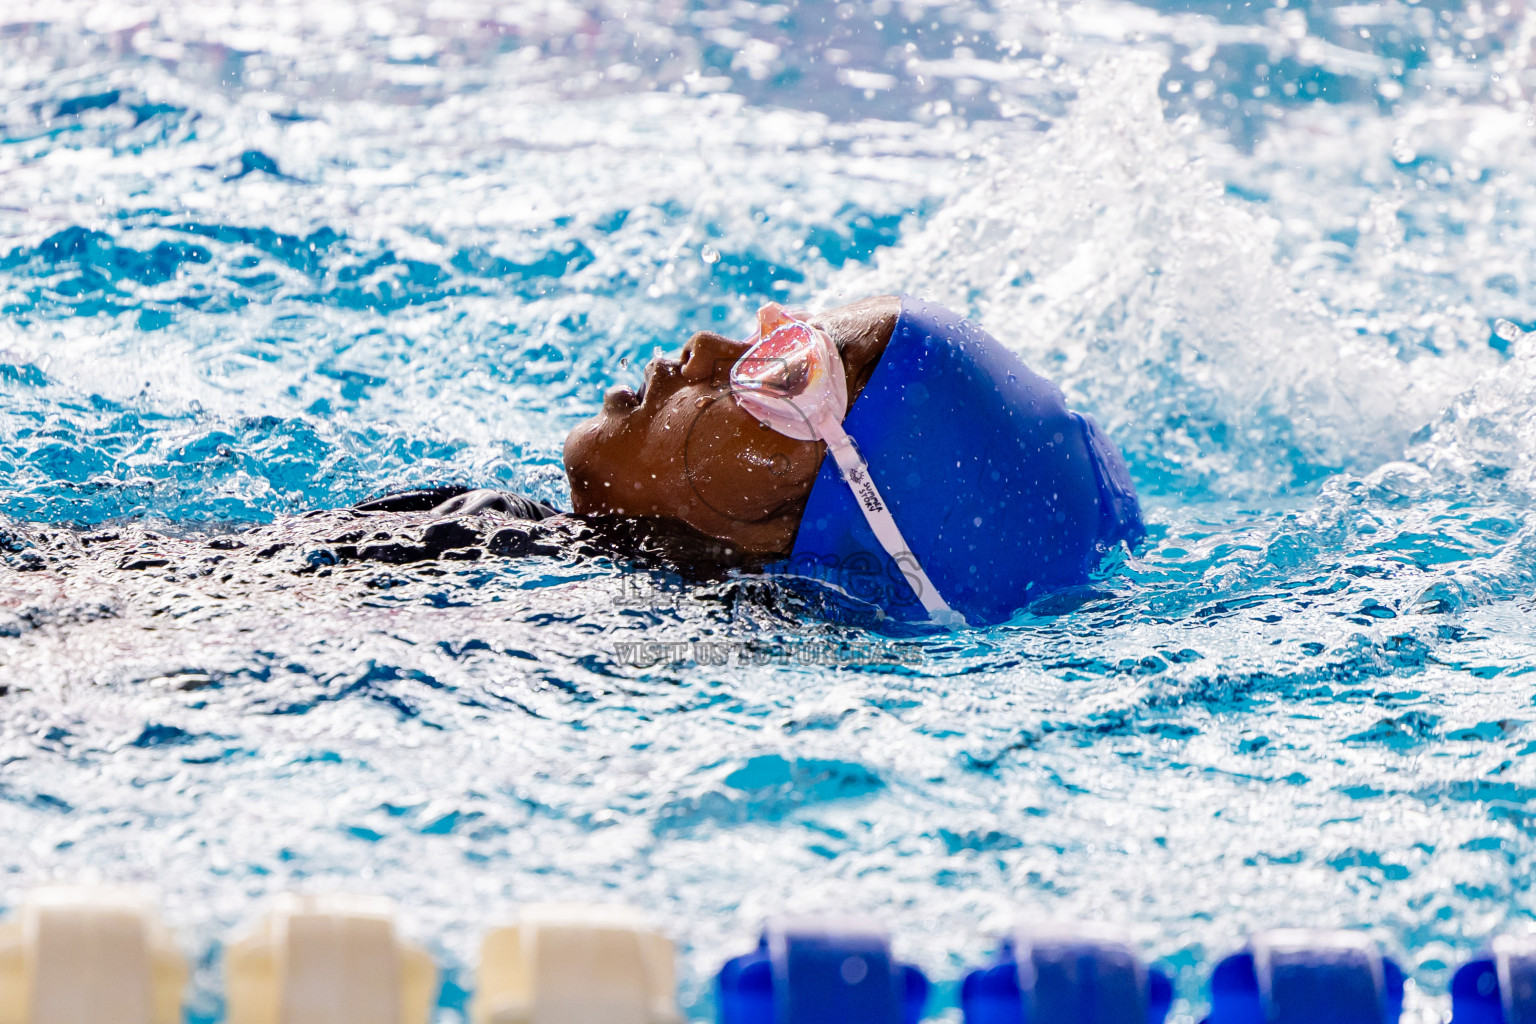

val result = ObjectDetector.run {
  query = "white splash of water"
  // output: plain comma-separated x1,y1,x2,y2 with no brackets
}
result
1403,320,1536,495
829,52,1495,498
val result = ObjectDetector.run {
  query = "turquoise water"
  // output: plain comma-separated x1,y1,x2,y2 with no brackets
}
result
3,1,1536,1021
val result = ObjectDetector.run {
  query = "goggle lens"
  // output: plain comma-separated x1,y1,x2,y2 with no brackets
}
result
732,321,816,396
729,304,847,442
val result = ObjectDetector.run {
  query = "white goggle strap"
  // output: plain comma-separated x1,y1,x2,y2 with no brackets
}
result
816,418,965,627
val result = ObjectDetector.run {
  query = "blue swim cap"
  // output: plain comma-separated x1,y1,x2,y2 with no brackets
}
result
778,297,1144,624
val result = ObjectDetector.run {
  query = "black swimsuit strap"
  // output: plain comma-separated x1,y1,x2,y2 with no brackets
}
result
352,485,477,513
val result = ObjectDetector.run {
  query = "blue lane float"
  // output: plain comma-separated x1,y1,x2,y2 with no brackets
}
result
1451,936,1536,1024
1203,930,1406,1024
961,925,1173,1024
715,918,929,1024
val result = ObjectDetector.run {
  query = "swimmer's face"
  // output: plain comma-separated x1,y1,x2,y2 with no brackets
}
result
563,296,897,556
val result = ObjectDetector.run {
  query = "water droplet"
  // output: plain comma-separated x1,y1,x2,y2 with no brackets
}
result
1494,319,1525,343
620,357,628,369
700,245,720,264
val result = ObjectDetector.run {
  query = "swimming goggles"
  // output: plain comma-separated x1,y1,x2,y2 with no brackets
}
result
730,303,961,625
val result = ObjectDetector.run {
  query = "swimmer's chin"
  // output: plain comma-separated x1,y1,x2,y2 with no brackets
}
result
602,385,639,413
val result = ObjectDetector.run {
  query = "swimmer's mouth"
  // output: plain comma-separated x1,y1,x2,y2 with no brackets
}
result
602,357,669,413
630,359,665,405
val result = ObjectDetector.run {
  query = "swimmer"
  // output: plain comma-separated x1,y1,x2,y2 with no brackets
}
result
361,294,1144,625
4,296,1143,626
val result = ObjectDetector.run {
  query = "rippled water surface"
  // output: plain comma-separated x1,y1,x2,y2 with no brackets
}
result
3,0,1536,1021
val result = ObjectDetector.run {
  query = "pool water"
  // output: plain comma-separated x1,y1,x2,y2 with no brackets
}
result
2,0,1535,1021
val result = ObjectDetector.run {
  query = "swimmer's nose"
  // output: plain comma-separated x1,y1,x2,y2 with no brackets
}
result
681,331,749,384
